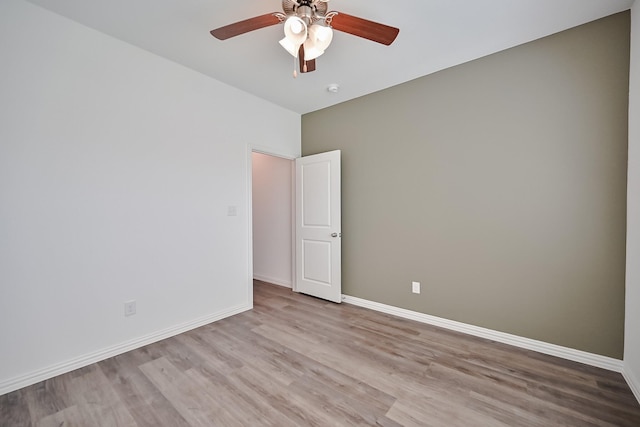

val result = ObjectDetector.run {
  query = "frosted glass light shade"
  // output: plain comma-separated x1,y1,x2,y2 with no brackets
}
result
280,16,307,58
303,39,324,60
283,16,307,44
303,24,333,60
308,24,333,51
288,17,304,35
279,37,299,57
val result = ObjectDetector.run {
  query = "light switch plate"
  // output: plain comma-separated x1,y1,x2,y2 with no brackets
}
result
124,300,136,317
412,281,421,294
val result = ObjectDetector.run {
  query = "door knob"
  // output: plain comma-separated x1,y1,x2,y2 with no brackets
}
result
331,232,338,237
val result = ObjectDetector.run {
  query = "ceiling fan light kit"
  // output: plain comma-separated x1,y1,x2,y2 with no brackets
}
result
210,0,399,76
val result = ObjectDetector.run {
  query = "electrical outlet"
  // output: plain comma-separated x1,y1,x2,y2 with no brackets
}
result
124,300,136,317
412,281,421,294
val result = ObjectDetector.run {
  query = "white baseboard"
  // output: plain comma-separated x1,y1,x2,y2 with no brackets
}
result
0,303,251,396
623,363,640,404
341,294,624,373
253,274,292,288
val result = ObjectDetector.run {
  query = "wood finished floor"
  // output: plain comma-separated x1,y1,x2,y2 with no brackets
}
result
2,280,640,427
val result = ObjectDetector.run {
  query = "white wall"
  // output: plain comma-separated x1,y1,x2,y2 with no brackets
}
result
625,0,640,402
0,0,300,394
252,153,293,287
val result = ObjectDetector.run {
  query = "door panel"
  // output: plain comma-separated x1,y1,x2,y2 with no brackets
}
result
301,162,331,226
295,150,341,303
302,239,331,284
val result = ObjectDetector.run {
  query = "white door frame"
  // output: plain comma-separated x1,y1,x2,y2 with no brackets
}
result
246,145,297,308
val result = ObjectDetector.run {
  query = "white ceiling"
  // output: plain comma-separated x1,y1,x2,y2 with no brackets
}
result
25,0,634,114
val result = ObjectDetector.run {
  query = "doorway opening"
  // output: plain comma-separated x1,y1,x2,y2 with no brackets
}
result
251,151,295,292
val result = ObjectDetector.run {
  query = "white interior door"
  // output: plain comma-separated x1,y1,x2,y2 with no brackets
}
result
295,150,341,303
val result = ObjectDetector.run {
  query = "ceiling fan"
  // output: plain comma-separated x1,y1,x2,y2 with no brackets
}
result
210,0,399,76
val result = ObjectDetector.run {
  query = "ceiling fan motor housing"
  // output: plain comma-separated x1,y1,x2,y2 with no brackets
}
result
283,0,328,23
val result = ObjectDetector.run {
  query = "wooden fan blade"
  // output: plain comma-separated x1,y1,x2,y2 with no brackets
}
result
329,12,399,46
298,45,317,73
210,13,281,40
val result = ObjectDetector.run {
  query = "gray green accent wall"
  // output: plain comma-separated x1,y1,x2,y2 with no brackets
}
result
302,12,630,359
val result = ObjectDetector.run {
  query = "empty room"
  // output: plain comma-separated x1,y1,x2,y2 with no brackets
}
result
1,0,640,425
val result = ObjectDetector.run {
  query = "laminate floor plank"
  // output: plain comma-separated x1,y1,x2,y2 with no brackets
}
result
2,280,639,426
0,389,32,427
426,360,607,427
183,368,268,426
386,394,514,427
286,374,395,427
36,405,94,427
138,357,239,427
194,365,297,427
68,367,137,427
209,327,312,386
196,320,312,385
98,352,191,427
173,332,245,376
230,364,347,426
223,365,311,426
23,375,73,423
